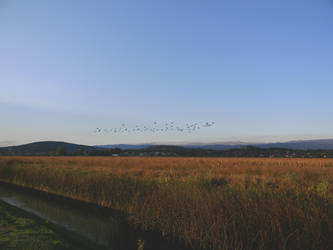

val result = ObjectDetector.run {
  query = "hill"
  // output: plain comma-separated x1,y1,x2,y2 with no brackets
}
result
256,139,333,150
3,139,333,157
0,141,97,156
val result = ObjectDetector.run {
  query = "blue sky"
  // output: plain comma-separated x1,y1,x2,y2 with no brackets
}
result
1,0,333,146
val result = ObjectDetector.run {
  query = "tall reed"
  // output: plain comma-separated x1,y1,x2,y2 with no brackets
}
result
0,157,332,249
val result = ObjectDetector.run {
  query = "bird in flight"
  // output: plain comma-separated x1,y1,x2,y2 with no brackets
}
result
94,121,216,135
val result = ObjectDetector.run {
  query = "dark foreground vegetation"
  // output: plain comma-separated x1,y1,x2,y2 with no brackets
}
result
0,157,332,250
0,200,104,250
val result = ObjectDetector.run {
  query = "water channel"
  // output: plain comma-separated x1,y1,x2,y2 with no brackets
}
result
0,183,172,250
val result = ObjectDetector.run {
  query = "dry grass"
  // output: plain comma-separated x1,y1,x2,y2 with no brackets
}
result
0,156,333,249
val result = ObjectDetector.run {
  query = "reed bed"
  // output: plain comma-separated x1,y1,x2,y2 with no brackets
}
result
0,156,332,249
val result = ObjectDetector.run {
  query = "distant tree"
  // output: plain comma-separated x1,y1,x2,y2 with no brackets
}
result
112,148,122,154
74,148,84,156
55,146,66,156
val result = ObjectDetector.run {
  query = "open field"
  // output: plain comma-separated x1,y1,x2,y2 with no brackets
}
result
0,157,333,249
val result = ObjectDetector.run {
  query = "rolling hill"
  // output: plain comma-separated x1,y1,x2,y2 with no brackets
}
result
0,141,97,156
2,139,333,156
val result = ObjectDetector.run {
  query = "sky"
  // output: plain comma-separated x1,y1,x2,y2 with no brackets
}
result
1,0,333,146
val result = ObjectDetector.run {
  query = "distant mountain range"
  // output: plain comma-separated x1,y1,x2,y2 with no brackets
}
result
253,139,333,150
97,144,154,150
2,139,333,156
97,139,333,150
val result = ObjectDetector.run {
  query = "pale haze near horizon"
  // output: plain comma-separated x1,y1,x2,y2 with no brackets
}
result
1,0,333,147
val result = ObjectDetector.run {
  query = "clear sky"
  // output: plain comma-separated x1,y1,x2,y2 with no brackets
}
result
1,0,333,146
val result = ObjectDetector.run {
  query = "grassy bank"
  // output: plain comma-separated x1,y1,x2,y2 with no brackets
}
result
0,157,333,249
0,199,106,250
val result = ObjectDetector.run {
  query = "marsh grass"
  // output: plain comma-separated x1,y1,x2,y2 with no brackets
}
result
0,157,332,249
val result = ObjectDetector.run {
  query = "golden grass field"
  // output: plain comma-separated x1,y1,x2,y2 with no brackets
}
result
0,156,333,249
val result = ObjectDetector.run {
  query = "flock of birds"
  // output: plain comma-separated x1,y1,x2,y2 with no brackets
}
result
94,121,215,135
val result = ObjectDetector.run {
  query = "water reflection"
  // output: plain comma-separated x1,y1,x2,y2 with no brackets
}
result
0,185,136,250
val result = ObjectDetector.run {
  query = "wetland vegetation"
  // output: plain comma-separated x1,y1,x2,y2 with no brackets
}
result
0,157,332,249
